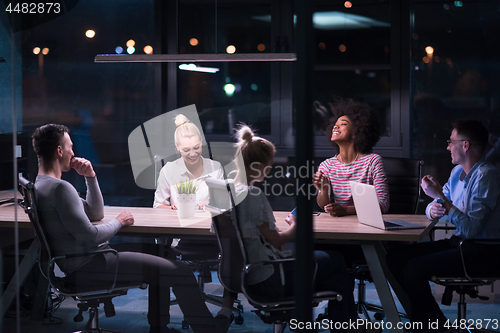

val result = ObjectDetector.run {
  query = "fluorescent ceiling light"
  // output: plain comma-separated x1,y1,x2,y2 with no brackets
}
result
94,53,296,63
179,63,220,73
253,11,390,30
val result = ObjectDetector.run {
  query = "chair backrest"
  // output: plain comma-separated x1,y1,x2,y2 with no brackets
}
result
18,176,52,280
206,178,246,295
383,157,424,214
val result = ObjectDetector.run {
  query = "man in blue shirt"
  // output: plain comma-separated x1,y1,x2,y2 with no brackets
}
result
387,119,500,333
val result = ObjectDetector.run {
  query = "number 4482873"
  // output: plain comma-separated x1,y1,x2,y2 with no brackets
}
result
444,319,499,330
5,3,61,14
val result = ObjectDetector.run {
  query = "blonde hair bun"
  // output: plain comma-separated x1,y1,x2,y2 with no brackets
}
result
236,125,254,146
173,114,202,144
232,123,276,185
174,114,190,128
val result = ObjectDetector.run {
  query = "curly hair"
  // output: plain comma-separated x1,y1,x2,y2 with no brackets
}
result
325,98,381,154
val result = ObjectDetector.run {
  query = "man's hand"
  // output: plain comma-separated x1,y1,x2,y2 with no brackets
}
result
116,210,134,227
71,157,96,178
429,201,446,219
324,203,348,217
421,175,444,200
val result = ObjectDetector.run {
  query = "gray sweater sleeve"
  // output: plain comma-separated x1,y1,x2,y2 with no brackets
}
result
55,179,121,246
83,176,105,221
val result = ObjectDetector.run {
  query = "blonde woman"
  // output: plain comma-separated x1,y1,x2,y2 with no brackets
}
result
153,114,235,328
154,114,223,210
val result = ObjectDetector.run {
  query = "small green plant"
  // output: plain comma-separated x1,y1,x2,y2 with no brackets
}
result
176,179,198,194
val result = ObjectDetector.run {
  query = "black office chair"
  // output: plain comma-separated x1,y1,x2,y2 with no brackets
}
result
162,143,244,328
170,237,244,328
206,178,342,333
18,176,146,333
431,238,500,333
384,157,424,215
351,157,424,321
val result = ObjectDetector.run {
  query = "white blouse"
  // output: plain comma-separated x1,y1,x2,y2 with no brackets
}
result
153,156,224,208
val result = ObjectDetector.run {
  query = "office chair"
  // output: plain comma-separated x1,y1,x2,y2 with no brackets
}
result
206,178,341,333
170,238,244,328
163,142,244,328
351,157,424,321
431,238,500,333
18,176,146,333
384,157,424,215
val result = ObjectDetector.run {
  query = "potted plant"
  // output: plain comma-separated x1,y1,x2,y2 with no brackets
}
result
175,179,198,219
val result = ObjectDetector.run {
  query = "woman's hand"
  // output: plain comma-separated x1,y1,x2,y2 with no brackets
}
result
284,213,296,226
324,203,348,217
313,170,329,192
171,203,177,210
198,201,209,211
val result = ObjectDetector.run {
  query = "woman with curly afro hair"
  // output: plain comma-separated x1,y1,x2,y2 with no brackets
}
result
313,98,390,217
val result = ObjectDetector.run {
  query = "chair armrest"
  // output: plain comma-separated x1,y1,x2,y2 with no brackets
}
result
260,258,297,265
458,238,500,280
50,249,120,292
244,258,318,289
205,204,226,214
52,248,118,260
243,257,296,272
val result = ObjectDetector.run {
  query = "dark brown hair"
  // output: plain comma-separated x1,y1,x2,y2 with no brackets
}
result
32,124,70,165
452,119,489,154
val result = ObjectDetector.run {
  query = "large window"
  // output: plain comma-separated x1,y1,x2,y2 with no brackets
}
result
310,0,397,154
411,0,500,190
6,0,498,207
176,0,282,140
17,0,156,205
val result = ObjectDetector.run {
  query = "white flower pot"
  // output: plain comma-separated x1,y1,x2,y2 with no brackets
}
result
177,193,196,219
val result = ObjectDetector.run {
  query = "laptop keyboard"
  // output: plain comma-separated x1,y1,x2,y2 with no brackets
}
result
383,220,402,228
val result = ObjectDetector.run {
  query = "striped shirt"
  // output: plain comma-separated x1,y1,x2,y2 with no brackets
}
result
318,153,390,213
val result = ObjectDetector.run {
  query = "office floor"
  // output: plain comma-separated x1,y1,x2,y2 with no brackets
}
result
2,271,499,333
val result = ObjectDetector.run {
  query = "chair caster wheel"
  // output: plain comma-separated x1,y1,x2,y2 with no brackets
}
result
374,313,385,321
234,314,244,325
182,319,189,329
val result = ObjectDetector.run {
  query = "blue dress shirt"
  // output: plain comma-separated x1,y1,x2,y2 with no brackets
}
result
426,158,500,239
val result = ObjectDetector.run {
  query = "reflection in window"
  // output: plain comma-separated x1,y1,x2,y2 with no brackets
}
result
311,1,391,141
411,0,500,183
312,69,391,138
178,62,272,136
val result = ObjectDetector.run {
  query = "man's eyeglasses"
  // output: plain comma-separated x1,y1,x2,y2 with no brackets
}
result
447,139,466,146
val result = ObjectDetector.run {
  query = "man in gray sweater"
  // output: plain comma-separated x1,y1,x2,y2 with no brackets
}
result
32,124,228,333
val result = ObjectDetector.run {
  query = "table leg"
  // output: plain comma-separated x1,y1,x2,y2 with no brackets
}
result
0,240,40,320
361,241,405,333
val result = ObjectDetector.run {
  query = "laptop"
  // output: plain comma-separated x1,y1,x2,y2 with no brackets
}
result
349,181,424,230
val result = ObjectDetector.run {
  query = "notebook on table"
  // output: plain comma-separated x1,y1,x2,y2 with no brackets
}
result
349,181,424,230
